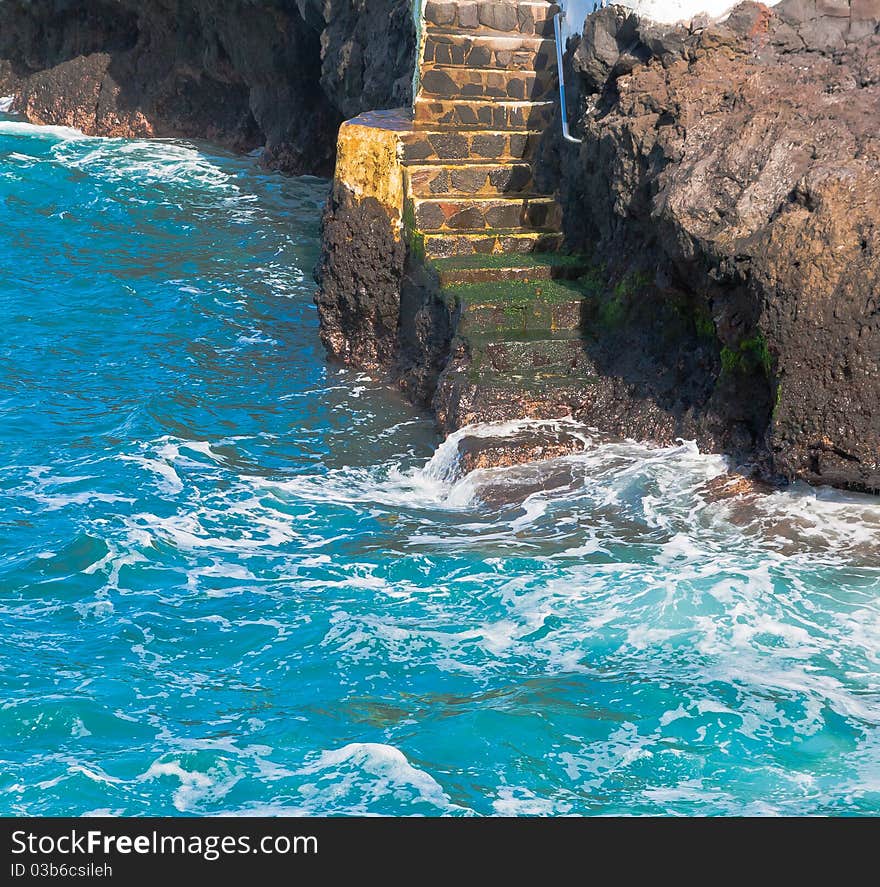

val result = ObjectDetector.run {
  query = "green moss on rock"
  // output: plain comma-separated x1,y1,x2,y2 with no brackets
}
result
429,252,587,273
720,333,773,379
444,277,597,307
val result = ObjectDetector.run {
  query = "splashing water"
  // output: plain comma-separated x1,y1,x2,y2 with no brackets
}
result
1,116,878,816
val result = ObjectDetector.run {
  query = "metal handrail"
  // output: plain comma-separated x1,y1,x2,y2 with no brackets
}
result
553,11,582,144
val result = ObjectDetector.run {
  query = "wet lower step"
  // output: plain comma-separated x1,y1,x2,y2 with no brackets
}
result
443,275,592,334
466,334,592,377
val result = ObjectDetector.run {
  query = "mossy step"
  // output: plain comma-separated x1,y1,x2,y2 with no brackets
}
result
431,251,587,285
444,356,597,393
415,97,555,130
423,230,563,259
422,33,556,72
465,334,591,377
444,276,595,304
405,161,535,198
419,65,555,101
444,276,592,334
412,195,560,233
462,327,586,348
402,130,541,163
423,1,559,38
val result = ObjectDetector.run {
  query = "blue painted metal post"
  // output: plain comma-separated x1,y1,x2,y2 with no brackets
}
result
553,11,583,144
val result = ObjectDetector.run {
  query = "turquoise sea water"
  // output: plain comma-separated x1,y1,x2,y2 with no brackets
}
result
1,116,879,816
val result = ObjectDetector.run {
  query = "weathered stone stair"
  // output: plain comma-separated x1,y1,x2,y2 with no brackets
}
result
404,0,564,261
403,1,597,432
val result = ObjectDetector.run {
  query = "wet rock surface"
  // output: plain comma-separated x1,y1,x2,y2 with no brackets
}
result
455,425,591,475
314,186,408,370
0,0,415,175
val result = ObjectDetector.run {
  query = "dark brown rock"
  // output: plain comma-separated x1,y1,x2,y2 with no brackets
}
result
0,0,415,176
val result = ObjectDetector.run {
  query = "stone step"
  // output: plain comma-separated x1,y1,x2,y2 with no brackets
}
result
405,162,535,197
402,130,542,163
434,253,588,285
422,230,564,259
422,33,556,71
466,333,592,378
415,97,555,130
412,196,560,233
442,275,588,333
423,1,560,38
419,65,555,101
437,360,589,429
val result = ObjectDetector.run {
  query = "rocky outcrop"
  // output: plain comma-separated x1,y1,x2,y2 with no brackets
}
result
549,0,880,491
0,0,415,175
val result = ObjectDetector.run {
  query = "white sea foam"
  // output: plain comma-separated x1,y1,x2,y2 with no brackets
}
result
140,760,225,812
54,138,239,194
0,119,91,141
297,743,464,814
492,786,569,816
14,415,874,815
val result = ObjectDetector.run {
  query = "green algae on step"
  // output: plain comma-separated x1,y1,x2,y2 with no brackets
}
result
430,251,589,284
443,276,596,335
431,251,586,269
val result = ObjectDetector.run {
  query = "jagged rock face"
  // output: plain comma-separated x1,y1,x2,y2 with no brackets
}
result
315,186,408,369
555,0,880,491
0,0,415,175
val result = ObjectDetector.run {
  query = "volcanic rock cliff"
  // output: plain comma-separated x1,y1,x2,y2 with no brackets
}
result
548,0,880,491
0,0,415,175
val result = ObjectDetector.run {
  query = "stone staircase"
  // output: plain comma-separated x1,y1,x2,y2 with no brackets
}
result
404,0,564,260
400,1,597,432
322,1,599,441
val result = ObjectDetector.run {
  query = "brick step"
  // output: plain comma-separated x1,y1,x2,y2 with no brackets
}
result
422,33,556,71
423,1,560,38
441,274,589,331
402,130,542,163
415,97,555,130
437,362,589,428
419,65,555,101
405,162,536,197
422,230,563,259
412,196,561,233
